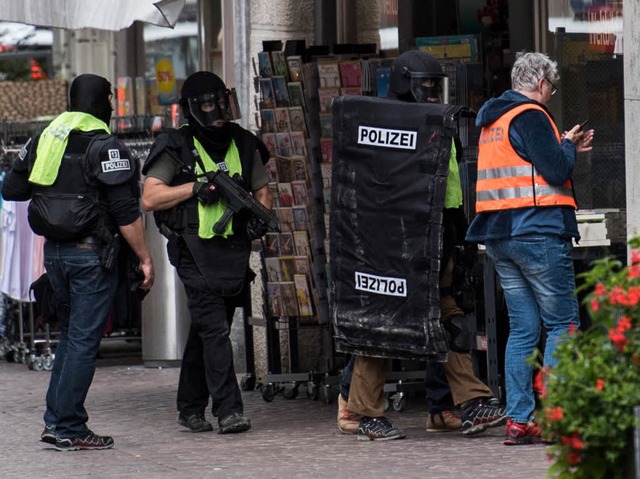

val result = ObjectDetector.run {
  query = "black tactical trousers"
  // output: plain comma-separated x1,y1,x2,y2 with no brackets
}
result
174,244,244,419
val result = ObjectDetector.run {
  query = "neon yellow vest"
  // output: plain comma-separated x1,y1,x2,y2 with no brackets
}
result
193,137,243,239
444,138,463,209
29,111,110,185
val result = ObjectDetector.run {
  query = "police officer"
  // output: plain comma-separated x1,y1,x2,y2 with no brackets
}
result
1,73,155,451
338,51,505,440
388,50,506,436
141,71,273,435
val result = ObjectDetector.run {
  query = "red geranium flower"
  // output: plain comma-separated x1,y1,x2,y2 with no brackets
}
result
567,452,582,465
551,407,564,421
561,432,585,450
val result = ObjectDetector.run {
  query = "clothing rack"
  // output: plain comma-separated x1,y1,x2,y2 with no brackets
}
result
0,118,160,371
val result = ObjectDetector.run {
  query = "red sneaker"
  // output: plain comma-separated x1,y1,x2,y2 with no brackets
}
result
503,419,544,445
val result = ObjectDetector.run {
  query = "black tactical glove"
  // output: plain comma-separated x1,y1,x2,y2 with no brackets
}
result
247,216,269,240
192,181,220,205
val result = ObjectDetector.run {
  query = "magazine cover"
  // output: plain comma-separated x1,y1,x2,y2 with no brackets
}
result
287,81,306,108
275,132,292,157
288,106,306,133
275,156,294,182
265,257,282,282
293,255,311,276
277,207,294,232
294,274,314,316
338,60,362,87
264,233,281,257
258,51,273,77
286,55,303,82
278,182,294,207
272,76,291,107
271,51,289,78
259,78,276,108
291,156,308,182
266,282,283,317
279,232,295,256
293,231,311,257
291,180,309,206
260,109,277,133
280,281,299,316
289,132,307,156
275,107,291,132
317,62,341,87
280,258,296,282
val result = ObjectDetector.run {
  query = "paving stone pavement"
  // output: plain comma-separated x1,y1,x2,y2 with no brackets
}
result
0,347,552,479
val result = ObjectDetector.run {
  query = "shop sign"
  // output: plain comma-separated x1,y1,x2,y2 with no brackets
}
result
586,2,622,53
154,55,177,105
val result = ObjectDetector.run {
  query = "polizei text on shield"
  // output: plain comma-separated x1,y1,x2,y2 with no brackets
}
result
357,125,417,150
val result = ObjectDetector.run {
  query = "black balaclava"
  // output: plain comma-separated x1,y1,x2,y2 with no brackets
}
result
69,73,113,124
180,71,233,157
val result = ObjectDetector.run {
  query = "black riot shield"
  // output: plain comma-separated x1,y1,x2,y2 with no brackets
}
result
330,95,468,360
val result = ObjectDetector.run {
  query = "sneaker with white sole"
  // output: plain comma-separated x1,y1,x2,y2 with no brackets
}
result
55,431,114,451
461,397,507,436
357,416,406,441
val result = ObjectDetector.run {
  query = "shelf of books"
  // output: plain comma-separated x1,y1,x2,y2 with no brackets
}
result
254,42,391,330
254,46,330,327
253,43,395,330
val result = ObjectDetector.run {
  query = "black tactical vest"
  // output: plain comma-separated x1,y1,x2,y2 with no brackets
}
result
28,133,104,241
143,126,257,238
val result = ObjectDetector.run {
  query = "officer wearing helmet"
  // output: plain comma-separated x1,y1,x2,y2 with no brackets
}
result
2,73,155,451
387,49,450,104
337,51,505,441
142,71,273,435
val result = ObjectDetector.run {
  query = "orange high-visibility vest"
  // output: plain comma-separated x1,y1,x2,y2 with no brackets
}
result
475,103,577,213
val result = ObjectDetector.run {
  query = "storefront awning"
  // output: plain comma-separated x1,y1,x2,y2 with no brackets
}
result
0,0,186,31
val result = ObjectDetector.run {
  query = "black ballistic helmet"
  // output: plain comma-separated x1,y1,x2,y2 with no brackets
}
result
179,71,240,126
388,50,449,104
69,74,113,124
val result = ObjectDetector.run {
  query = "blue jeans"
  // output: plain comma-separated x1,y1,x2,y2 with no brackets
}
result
485,235,578,424
43,242,118,439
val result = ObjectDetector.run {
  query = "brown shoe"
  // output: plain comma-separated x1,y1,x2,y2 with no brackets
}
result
426,410,462,432
337,394,360,434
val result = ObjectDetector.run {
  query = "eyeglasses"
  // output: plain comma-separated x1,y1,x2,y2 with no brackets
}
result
545,78,558,96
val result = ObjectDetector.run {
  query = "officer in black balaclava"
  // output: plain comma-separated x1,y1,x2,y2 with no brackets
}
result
142,71,273,436
179,71,239,156
68,73,114,124
1,72,154,451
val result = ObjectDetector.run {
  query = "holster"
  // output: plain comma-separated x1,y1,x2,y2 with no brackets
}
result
95,226,121,271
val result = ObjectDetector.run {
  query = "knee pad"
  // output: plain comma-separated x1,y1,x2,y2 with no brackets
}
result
443,315,474,353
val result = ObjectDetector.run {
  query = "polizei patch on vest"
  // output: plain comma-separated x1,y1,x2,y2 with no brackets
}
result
357,125,417,150
101,149,131,173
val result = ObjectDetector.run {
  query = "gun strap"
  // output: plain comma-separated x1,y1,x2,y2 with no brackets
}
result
188,135,227,179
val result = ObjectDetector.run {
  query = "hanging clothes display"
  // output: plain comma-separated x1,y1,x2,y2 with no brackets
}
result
0,199,44,302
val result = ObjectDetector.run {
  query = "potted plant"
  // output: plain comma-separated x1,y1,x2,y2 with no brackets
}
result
539,238,640,479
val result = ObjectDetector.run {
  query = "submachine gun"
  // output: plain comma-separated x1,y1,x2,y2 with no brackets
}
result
205,170,280,235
